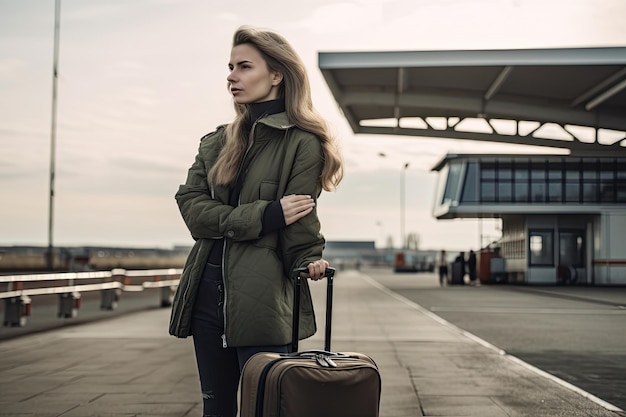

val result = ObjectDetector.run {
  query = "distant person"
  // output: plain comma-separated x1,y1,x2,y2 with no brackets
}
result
454,251,466,284
438,250,448,286
168,26,343,417
468,249,478,285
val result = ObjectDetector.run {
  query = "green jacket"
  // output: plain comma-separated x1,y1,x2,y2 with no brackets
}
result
169,112,325,347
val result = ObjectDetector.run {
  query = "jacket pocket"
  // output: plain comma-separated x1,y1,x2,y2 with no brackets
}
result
259,181,279,200
256,232,278,250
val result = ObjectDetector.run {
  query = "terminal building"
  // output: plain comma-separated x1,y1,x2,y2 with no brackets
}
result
319,46,626,285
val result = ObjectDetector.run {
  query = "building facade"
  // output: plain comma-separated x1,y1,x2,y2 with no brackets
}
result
432,154,626,284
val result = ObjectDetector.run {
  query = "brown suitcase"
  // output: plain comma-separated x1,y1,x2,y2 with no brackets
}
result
238,267,381,417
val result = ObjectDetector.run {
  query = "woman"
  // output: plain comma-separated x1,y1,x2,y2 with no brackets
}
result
169,26,343,417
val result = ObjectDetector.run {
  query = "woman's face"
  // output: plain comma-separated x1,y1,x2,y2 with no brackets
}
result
228,43,282,104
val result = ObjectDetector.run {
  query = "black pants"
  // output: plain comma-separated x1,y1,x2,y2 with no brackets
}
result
469,268,477,282
438,265,448,285
191,263,289,417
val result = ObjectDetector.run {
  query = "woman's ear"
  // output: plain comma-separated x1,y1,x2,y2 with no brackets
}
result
271,71,283,86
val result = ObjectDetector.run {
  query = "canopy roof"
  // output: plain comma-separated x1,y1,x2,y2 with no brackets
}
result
319,47,626,154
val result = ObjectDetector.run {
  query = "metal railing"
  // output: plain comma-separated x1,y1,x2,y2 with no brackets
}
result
1,268,182,327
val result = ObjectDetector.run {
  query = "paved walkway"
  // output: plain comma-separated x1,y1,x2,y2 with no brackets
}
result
0,269,624,416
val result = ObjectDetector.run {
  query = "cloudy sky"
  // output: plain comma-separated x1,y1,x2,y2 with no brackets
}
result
1,0,625,252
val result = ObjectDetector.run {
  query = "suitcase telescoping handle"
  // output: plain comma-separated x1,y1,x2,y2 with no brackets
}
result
291,267,336,353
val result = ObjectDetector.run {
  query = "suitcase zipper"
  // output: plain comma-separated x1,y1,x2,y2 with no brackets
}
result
316,353,337,368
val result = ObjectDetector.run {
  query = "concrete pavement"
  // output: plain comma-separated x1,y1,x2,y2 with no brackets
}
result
0,268,623,416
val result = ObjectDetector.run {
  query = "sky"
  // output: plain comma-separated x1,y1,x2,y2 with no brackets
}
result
1,0,626,252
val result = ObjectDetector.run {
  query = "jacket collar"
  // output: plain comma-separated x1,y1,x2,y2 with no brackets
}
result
255,112,294,130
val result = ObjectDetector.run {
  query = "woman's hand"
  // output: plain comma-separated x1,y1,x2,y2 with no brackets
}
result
280,194,315,226
306,259,330,281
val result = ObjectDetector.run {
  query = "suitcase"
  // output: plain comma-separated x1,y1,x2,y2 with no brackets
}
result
449,260,465,285
238,267,381,417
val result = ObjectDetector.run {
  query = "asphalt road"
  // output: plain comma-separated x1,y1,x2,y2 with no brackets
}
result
364,267,626,412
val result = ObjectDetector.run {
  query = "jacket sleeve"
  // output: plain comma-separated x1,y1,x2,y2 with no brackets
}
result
175,136,271,242
279,135,326,275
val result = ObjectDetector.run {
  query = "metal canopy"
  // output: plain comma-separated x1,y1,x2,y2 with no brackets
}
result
319,47,626,154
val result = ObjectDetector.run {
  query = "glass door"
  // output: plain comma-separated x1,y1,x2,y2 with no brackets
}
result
558,230,585,284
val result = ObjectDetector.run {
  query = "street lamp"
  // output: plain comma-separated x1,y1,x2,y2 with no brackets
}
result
378,153,410,250
375,221,384,248
47,0,61,270
401,162,409,249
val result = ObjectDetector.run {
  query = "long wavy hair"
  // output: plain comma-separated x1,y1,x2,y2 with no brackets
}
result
208,26,343,191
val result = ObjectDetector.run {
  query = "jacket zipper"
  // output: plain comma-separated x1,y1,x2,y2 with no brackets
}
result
221,120,259,348
221,240,228,348
175,269,191,334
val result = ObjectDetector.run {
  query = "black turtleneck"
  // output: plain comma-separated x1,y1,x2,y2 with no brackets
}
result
206,98,287,266
248,98,286,125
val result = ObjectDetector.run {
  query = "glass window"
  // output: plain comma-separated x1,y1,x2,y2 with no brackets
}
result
529,230,554,266
531,164,546,180
470,157,626,205
514,163,529,180
548,162,563,180
599,164,614,180
442,161,462,204
600,182,615,203
583,183,597,202
617,180,626,203
498,164,512,180
582,161,597,180
481,182,495,202
514,182,529,202
565,183,580,202
531,182,545,202
548,182,562,202
565,168,580,181
498,182,512,202
599,159,616,201
436,164,450,205
461,162,478,203
481,163,496,180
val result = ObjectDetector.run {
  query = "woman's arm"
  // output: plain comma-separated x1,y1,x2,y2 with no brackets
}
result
175,137,271,242
279,136,327,276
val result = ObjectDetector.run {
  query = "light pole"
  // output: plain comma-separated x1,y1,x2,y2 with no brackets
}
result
378,153,410,250
47,0,61,270
401,162,409,249
375,221,383,248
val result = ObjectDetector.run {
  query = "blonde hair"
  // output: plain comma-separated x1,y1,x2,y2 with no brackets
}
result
209,26,343,191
